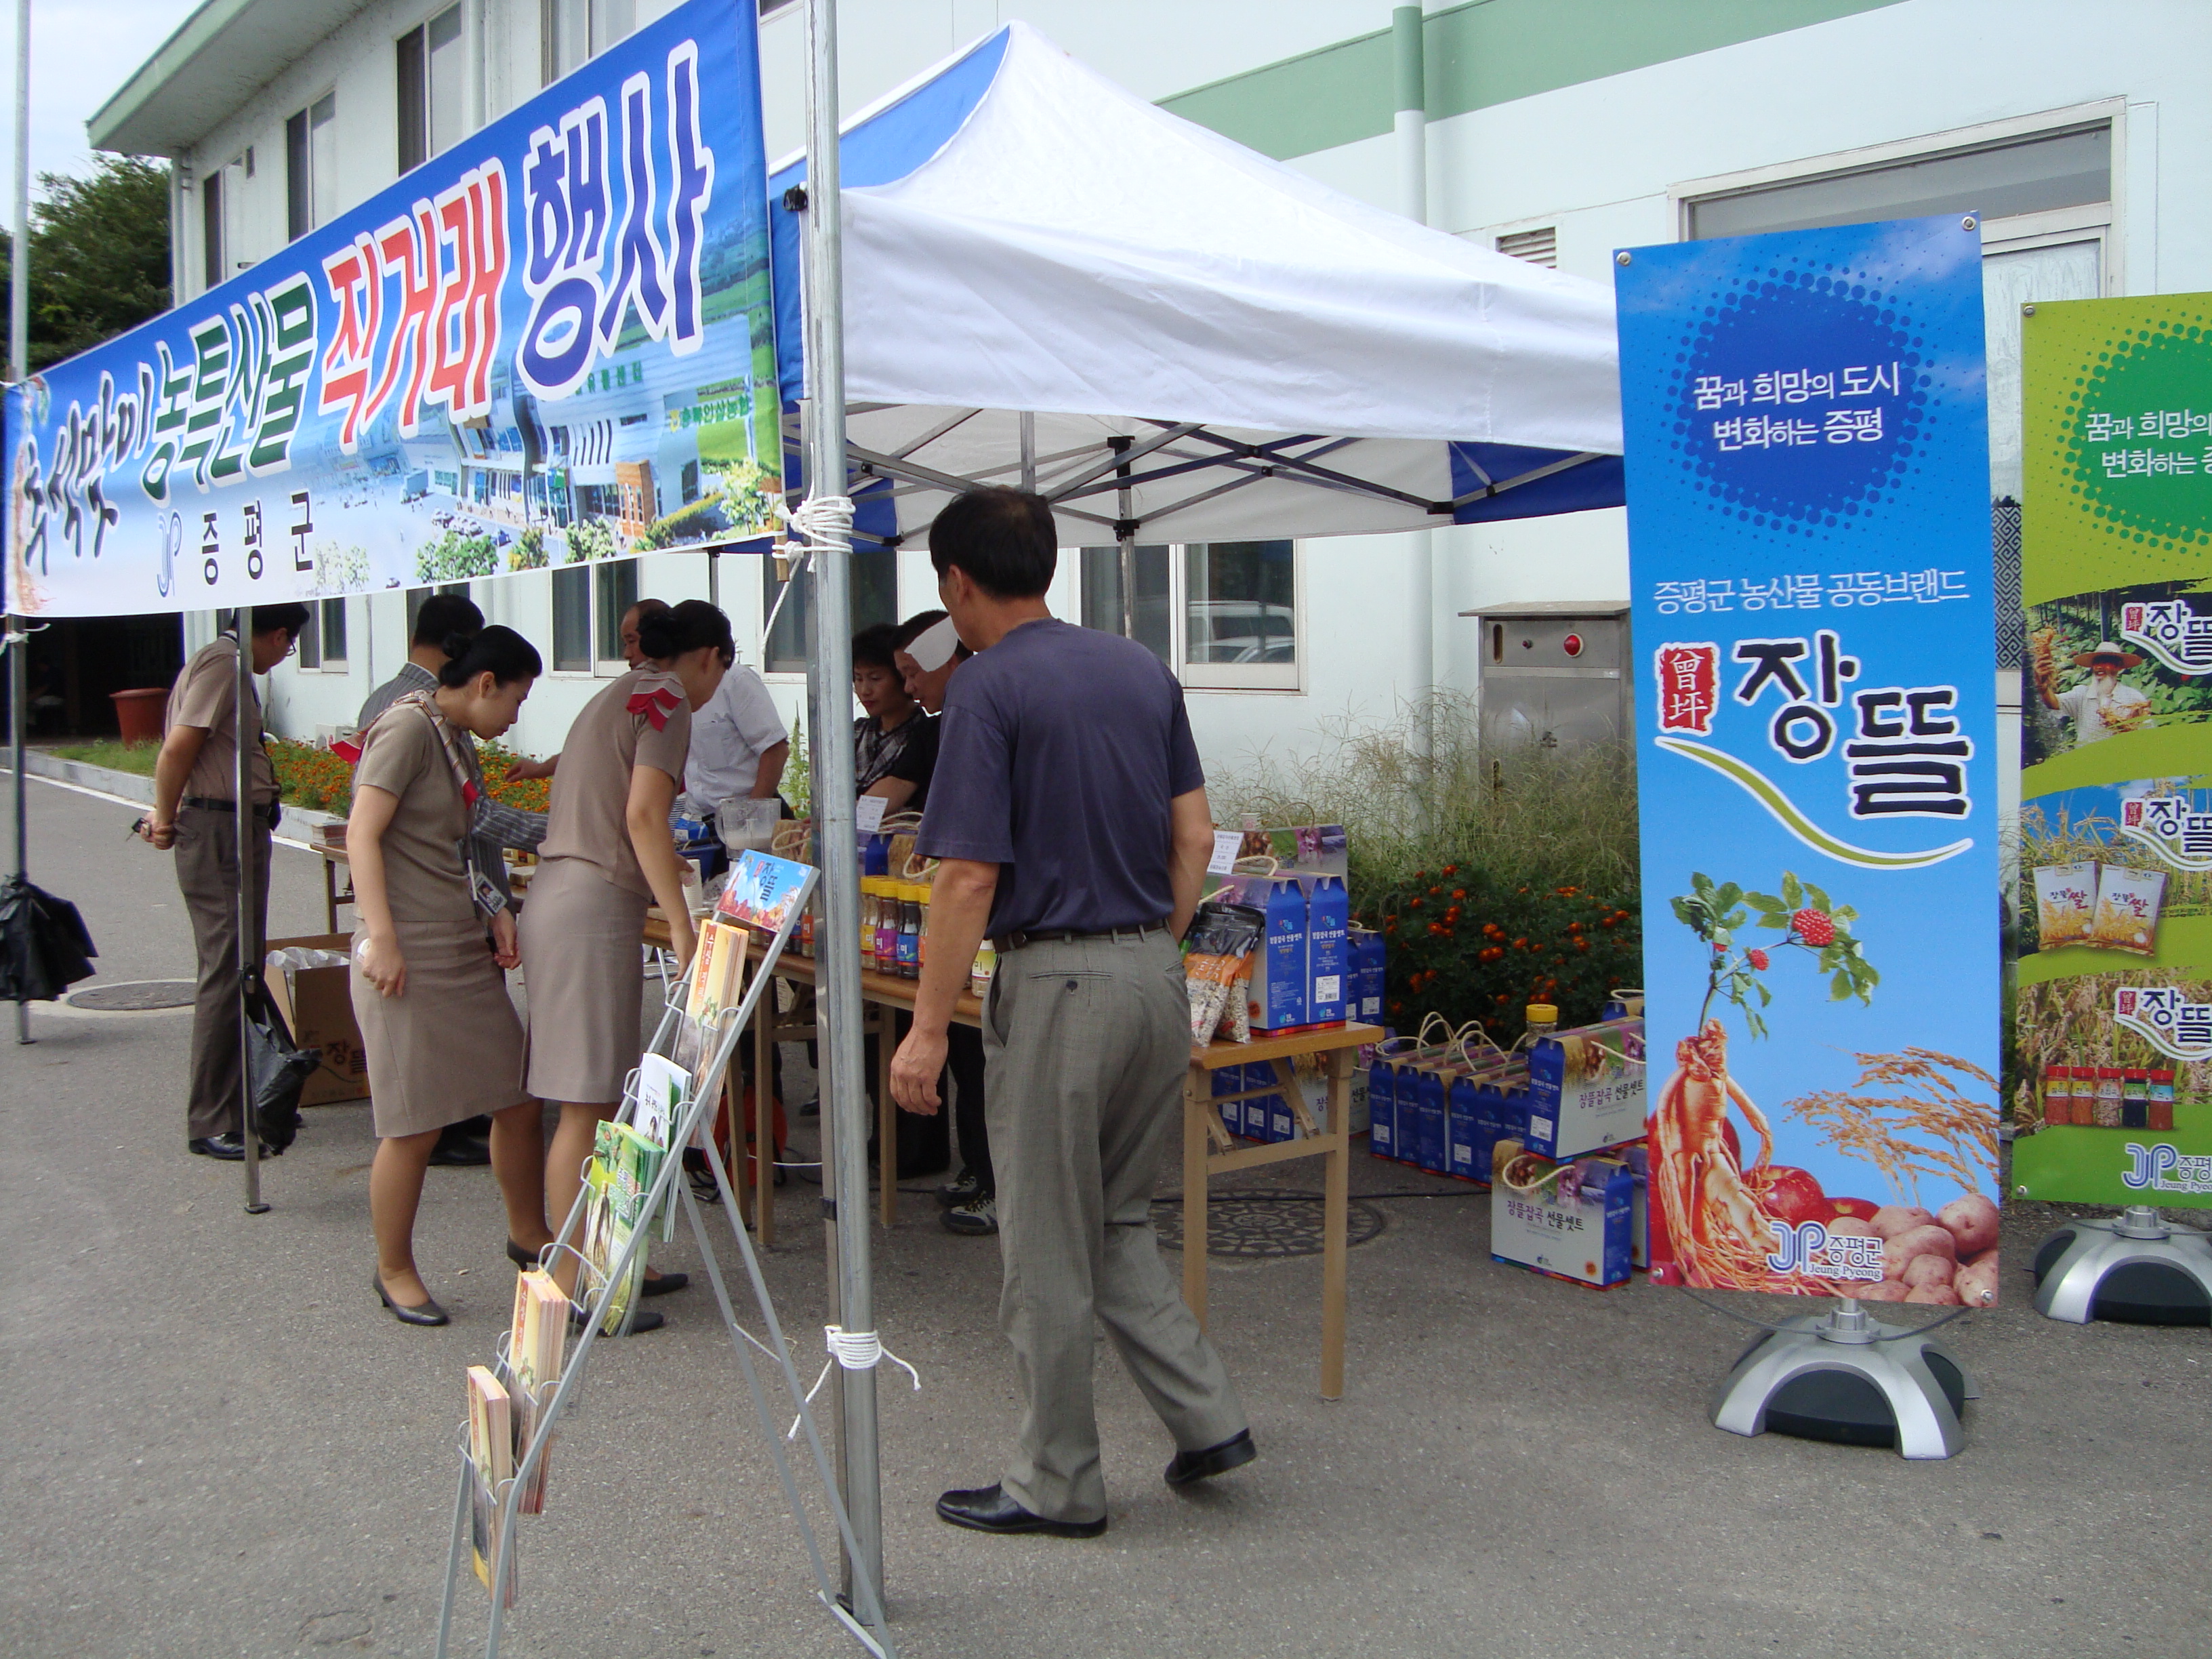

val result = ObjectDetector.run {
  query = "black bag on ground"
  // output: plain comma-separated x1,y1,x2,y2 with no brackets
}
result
245,979,317,1155
0,875,98,1001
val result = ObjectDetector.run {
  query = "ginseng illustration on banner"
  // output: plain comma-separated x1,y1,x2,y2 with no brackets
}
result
4,0,779,621
1615,213,2003,1308
2012,292,2212,1208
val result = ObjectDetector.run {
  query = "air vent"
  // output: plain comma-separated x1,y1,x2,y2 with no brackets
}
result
1496,226,1557,268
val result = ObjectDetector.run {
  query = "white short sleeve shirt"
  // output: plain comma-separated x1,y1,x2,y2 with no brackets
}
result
684,665,788,806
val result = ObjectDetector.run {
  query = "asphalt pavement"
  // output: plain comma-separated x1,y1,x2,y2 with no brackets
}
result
1,772,2206,1659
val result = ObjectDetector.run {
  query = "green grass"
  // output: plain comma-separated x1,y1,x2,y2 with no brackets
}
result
48,739,159,777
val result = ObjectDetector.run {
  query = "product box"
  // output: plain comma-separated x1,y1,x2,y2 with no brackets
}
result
1248,876,1311,1033
1524,1018,1647,1160
1212,1065,1248,1140
265,932,371,1106
1367,1052,1401,1160
1618,1141,1652,1269
1400,1059,1455,1174
1447,1061,1530,1185
1305,874,1350,1024
1489,1141,1635,1289
1348,928,1387,1025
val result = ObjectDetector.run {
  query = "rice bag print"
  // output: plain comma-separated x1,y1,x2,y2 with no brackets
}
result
2032,861,2097,951
2089,865,2166,957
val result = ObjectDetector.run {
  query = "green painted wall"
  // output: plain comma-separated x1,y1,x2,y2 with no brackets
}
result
1160,0,1907,161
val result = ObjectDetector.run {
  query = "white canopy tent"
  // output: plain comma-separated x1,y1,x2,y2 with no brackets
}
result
765,20,1625,548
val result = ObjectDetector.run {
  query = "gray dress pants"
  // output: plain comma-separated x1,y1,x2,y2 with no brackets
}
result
984,930,1246,1523
176,804,272,1141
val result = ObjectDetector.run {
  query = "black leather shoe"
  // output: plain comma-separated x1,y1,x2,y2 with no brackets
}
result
1165,1429,1257,1488
640,1271,688,1296
428,1133,492,1167
188,1134,247,1161
571,1305,665,1334
373,1272,450,1327
935,1483,1105,1538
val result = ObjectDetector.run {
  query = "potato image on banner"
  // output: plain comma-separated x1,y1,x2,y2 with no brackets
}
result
2089,865,2167,958
2032,861,2098,950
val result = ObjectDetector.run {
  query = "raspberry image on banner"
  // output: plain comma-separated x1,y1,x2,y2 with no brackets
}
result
1790,909,1836,947
1746,949,1769,970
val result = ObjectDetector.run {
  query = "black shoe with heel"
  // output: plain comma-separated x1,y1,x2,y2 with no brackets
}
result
935,1484,1105,1538
373,1271,449,1327
1165,1429,1256,1488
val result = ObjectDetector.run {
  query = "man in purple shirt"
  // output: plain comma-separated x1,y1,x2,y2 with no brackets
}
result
891,487,1253,1538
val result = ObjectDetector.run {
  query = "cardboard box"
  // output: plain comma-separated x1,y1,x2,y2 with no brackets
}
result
1525,1018,1646,1160
1489,1141,1635,1289
266,932,371,1106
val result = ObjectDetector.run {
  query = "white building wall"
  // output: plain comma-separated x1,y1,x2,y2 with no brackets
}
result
168,0,2205,784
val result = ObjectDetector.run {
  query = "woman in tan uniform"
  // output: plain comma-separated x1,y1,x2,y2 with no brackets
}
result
523,599,735,1324
350,627,551,1326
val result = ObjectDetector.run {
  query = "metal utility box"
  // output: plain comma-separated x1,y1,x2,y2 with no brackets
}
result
1465,602,1632,752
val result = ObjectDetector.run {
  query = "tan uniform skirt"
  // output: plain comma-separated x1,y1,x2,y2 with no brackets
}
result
519,855,649,1105
352,920,530,1139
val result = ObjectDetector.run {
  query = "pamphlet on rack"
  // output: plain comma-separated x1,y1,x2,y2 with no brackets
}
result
581,1120,662,1336
716,849,815,937
504,1271,567,1515
466,1365,515,1603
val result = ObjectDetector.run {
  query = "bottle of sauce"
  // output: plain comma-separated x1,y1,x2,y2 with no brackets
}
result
1521,1002,1559,1052
2123,1067,2150,1130
860,878,884,970
895,884,922,979
970,938,997,1000
2149,1069,2176,1131
872,878,901,972
915,880,932,969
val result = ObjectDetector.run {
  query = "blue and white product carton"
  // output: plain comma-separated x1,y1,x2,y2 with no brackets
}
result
1490,1146,1636,1289
1248,876,1311,1033
1305,875,1350,1025
1410,1062,1451,1174
1618,1141,1651,1269
1367,1051,1400,1159
1471,1077,1532,1184
1212,1065,1247,1140
1349,929,1387,1025
1523,1018,1647,1160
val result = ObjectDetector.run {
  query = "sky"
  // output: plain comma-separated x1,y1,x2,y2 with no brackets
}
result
0,0,202,216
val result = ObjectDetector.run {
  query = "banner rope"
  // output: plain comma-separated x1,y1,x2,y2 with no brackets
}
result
788,1323,921,1440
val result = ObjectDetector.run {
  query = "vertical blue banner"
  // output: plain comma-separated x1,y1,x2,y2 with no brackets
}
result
1618,214,2005,1305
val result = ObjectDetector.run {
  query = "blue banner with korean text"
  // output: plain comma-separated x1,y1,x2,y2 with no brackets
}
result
4,0,777,619
1616,214,2004,1305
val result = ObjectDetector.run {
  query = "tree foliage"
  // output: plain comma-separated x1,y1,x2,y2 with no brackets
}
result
0,155,172,371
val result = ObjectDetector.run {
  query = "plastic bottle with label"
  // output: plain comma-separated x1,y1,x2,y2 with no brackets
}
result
970,939,997,999
895,884,923,979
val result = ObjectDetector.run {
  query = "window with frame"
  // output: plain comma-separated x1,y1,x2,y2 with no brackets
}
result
761,551,899,675
286,93,337,242
405,583,472,640
1080,541,1298,690
397,5,466,174
295,598,350,670
1678,110,2116,503
550,558,638,673
541,0,636,85
201,166,224,291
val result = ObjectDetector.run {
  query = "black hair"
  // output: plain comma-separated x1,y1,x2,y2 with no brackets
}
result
436,624,542,689
893,609,948,650
251,602,312,639
893,608,971,663
411,592,484,647
636,598,733,665
623,596,672,626
852,623,902,672
927,487,1058,599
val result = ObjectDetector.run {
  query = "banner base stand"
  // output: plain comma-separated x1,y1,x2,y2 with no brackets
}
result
2033,1208,2212,1328
1709,1301,1975,1460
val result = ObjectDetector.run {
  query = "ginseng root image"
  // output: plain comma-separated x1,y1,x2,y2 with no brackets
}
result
1647,872,2000,1307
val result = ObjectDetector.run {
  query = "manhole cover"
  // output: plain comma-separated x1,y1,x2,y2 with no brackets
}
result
1153,1189,1386,1259
65,980,197,1011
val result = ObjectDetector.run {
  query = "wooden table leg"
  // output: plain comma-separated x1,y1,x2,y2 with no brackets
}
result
755,977,775,1247
1321,1047,1350,1401
1183,1067,1210,1329
878,1001,896,1228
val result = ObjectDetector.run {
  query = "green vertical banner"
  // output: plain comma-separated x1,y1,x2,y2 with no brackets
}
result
2015,293,2212,1202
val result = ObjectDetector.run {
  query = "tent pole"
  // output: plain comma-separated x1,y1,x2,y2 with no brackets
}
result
1393,4,1438,760
1019,411,1035,492
9,0,30,1046
1111,435,1134,641
802,0,886,1631
235,609,266,1214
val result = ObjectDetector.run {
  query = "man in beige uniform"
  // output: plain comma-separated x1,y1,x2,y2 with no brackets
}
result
144,606,309,1158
